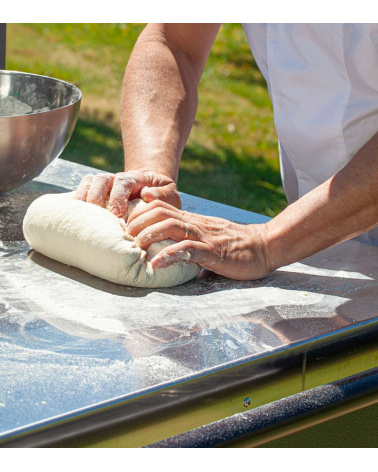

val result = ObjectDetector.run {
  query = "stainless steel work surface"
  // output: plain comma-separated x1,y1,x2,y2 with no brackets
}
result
1,158,378,444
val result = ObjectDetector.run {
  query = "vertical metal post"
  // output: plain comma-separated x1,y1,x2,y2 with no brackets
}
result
0,23,6,70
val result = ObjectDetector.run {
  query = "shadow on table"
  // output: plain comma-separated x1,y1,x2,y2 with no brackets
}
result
0,180,69,243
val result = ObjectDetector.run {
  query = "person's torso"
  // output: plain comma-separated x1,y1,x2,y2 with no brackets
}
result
242,23,378,245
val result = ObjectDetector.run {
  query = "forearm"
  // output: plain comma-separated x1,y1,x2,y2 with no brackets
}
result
265,131,378,271
120,24,219,181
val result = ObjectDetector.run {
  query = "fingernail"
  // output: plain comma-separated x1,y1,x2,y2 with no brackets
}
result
109,205,120,217
136,233,151,246
152,252,174,268
151,255,165,268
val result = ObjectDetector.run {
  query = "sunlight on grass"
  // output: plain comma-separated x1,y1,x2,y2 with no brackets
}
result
7,23,287,216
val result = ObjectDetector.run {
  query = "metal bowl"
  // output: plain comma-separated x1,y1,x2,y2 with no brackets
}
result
0,70,82,194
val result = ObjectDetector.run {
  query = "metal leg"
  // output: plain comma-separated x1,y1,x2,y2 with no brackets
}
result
0,24,6,70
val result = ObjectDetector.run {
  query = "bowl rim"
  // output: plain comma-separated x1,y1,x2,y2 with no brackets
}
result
0,69,82,118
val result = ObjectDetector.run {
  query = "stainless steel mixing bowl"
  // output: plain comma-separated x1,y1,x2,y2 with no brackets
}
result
0,70,82,193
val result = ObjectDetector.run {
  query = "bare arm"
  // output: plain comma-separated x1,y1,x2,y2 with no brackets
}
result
127,131,378,280
265,131,378,271
121,23,221,180
75,24,220,215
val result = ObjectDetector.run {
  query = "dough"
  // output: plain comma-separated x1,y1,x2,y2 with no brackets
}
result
22,193,201,288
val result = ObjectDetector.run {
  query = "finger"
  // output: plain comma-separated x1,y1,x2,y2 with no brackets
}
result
74,175,93,201
127,205,185,237
86,174,114,207
108,173,139,217
140,183,182,209
127,199,181,224
151,240,218,270
136,220,195,249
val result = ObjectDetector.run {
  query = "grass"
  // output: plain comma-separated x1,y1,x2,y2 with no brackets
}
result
6,23,287,217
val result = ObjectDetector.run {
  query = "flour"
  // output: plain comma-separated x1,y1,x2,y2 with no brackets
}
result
2,258,347,342
280,261,374,280
0,96,51,116
0,96,32,116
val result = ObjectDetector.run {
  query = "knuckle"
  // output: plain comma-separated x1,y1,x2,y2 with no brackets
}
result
150,199,166,208
165,217,179,227
79,175,93,189
179,240,198,252
181,210,192,220
144,171,156,180
82,174,94,181
115,173,135,184
149,201,169,214
94,173,112,181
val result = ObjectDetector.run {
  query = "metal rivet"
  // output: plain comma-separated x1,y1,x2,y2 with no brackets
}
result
243,397,251,407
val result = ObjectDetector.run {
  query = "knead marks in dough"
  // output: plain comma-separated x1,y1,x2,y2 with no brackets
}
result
22,192,201,288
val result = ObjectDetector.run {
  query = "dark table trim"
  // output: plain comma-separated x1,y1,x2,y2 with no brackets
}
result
146,366,378,448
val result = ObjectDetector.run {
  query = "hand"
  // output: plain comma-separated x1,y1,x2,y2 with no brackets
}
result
74,170,181,217
126,200,272,280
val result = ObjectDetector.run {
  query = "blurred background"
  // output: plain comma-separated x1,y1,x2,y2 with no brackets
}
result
5,23,287,217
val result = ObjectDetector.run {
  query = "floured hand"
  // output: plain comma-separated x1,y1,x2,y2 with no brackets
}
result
127,200,272,281
74,170,181,218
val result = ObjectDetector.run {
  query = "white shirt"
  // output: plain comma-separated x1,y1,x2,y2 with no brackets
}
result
242,23,378,246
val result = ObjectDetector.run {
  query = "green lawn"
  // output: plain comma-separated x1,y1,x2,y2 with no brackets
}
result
6,23,287,217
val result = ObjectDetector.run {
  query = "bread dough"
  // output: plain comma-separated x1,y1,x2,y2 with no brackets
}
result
22,193,201,288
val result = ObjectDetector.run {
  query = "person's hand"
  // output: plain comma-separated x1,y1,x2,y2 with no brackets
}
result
74,171,181,217
126,200,272,280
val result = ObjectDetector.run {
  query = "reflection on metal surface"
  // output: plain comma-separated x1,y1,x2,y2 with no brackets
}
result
0,72,81,194
0,159,378,446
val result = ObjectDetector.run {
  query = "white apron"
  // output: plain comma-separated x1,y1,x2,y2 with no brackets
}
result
242,23,378,246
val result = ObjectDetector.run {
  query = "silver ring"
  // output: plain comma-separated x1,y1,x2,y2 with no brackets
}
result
184,222,190,240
